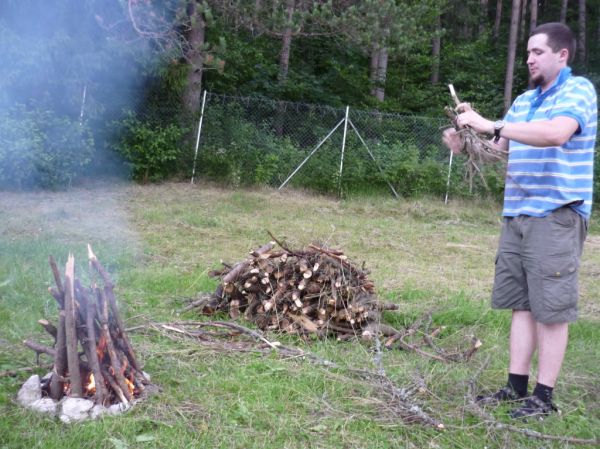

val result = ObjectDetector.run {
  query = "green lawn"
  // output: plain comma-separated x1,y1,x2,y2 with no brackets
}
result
1,182,599,448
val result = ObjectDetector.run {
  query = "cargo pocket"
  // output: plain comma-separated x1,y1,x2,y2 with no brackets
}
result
540,256,579,311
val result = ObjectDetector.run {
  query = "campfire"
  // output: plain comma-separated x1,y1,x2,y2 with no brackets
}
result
19,246,150,421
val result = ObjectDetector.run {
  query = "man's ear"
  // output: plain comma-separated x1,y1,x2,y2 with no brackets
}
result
559,48,569,63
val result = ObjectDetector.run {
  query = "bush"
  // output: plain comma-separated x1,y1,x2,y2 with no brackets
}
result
0,106,94,190
113,112,189,183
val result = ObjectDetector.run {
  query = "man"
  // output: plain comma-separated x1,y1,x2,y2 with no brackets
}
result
443,22,597,419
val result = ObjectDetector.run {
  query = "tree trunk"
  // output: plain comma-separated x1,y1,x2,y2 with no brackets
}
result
577,0,586,64
278,0,295,85
519,0,527,43
275,0,294,136
494,0,503,39
370,45,380,95
560,0,568,23
479,0,489,35
430,14,441,84
182,1,206,115
504,0,522,112
374,47,388,102
529,0,538,34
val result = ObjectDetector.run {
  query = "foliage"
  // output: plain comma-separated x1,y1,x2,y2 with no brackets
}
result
112,112,189,183
0,106,95,190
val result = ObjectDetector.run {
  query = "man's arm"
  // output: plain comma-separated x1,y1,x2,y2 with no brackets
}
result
455,103,580,147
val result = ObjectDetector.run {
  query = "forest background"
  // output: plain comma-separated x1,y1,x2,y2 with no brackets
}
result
1,0,599,197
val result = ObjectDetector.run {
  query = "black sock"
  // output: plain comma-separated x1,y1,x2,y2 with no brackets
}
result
533,382,554,403
507,373,529,397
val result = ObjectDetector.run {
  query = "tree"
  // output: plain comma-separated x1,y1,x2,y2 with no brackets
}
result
182,1,208,114
479,0,489,35
560,0,569,23
341,0,443,102
529,0,538,34
223,0,335,91
504,0,521,112
493,0,503,40
122,0,225,115
431,12,442,84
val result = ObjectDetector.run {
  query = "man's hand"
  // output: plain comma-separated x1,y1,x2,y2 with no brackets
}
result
442,127,463,154
454,102,494,134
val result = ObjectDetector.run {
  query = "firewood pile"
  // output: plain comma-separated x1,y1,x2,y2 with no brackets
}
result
186,240,398,338
23,246,149,407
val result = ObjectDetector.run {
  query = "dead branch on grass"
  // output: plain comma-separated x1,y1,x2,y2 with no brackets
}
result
132,320,444,430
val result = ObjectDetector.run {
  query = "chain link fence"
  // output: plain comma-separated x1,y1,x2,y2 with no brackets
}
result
185,92,474,197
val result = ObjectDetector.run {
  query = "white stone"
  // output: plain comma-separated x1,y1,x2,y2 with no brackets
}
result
90,404,108,419
107,402,130,415
17,375,42,407
60,397,94,423
30,398,57,414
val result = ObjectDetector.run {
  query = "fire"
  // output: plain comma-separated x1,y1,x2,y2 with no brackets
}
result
124,376,135,396
121,358,136,396
84,372,96,395
96,334,107,361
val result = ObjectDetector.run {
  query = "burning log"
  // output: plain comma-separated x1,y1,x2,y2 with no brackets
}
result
24,248,149,406
194,240,398,339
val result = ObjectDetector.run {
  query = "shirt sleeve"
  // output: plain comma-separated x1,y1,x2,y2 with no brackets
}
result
548,78,597,133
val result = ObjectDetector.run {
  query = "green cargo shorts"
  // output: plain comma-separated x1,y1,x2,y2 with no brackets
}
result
491,205,587,324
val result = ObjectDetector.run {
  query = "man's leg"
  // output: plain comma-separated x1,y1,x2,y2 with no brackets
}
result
509,321,567,418
536,322,569,387
509,310,537,375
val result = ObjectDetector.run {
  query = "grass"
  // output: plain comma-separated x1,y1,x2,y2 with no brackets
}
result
1,181,599,448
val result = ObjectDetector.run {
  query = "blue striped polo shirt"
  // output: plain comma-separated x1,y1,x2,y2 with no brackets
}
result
503,67,597,219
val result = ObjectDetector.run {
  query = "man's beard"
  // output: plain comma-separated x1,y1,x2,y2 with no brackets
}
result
529,73,544,89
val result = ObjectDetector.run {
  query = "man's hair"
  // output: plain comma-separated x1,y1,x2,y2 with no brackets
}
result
530,22,576,64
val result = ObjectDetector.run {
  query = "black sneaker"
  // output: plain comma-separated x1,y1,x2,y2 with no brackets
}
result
476,385,523,405
509,395,559,420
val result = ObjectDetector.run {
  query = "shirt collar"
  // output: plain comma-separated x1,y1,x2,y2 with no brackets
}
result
532,66,571,98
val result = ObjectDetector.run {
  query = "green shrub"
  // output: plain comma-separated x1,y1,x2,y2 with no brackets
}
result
0,106,94,190
113,112,188,183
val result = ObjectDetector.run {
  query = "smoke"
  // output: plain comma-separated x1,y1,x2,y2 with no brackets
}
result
0,0,162,189
0,1,179,257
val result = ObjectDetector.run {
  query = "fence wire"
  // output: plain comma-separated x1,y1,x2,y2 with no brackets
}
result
123,90,500,198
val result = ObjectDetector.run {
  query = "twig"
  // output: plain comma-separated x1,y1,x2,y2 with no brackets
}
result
135,320,444,429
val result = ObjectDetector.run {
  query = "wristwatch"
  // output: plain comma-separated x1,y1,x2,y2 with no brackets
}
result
493,120,505,143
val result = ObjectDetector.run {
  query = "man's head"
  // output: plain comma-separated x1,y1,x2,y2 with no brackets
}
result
527,22,576,90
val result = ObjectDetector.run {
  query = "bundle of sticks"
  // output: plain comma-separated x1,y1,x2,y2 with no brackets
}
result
188,240,398,338
24,246,148,406
443,84,508,191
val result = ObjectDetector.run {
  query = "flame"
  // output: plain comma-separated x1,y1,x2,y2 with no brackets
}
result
96,334,107,361
121,358,136,396
124,376,135,396
84,372,96,395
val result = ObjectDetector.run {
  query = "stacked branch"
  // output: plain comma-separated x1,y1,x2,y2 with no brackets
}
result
444,84,508,192
190,241,398,338
24,246,148,406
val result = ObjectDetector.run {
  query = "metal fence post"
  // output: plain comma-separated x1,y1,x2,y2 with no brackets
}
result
190,90,208,184
444,151,453,204
339,106,350,195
